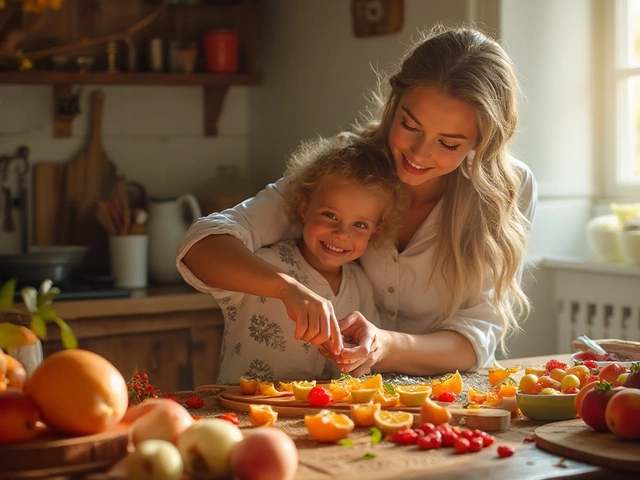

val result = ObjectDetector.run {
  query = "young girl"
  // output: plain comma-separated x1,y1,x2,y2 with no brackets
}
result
211,137,406,383
177,24,537,377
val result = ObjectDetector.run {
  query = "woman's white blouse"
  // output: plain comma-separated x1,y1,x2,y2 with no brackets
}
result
176,157,538,370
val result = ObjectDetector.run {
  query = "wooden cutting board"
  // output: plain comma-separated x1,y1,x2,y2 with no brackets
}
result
33,90,117,271
0,423,130,479
217,385,511,431
535,419,640,471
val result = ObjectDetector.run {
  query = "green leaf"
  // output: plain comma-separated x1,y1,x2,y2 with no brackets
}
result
369,427,382,445
338,438,354,447
29,314,47,339
37,306,57,322
362,453,376,460
59,323,78,350
0,278,16,309
21,287,38,313
0,322,26,350
383,383,395,395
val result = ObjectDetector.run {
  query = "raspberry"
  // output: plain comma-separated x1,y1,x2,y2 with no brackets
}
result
545,359,569,372
186,394,204,409
307,386,331,407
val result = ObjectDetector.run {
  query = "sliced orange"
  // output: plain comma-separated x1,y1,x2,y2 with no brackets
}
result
396,384,432,407
258,381,282,397
488,362,521,386
430,371,463,398
497,384,517,398
279,381,293,392
327,383,349,402
239,377,259,395
292,380,316,401
349,402,381,427
419,397,452,425
525,364,547,377
249,404,278,426
305,409,354,442
467,385,487,405
373,409,414,435
358,374,383,390
374,390,400,408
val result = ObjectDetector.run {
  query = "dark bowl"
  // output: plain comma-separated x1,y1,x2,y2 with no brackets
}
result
0,246,88,286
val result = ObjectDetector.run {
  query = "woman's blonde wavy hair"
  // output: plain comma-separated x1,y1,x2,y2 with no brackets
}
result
283,135,408,247
354,24,531,354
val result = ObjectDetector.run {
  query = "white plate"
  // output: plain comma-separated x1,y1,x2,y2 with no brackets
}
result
571,352,634,368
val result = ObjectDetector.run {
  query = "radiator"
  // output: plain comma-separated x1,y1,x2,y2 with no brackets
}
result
555,266,640,353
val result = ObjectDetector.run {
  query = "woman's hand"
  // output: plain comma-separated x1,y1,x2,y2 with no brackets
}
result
320,311,386,377
277,276,343,355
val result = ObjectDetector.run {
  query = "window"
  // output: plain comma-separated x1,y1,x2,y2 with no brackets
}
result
614,0,640,189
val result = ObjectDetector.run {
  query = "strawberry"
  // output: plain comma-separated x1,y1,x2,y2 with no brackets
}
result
186,394,204,409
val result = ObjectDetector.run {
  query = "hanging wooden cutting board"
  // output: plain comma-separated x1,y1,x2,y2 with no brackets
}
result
535,419,640,471
33,90,117,271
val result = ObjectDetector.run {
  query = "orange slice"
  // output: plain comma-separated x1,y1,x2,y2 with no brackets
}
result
349,402,381,427
327,383,350,402
396,384,432,407
249,404,278,426
292,381,317,401
358,374,383,390
429,371,463,398
279,381,293,392
374,391,400,408
258,381,282,397
467,385,487,405
488,362,521,386
373,409,414,434
239,377,259,395
305,409,354,442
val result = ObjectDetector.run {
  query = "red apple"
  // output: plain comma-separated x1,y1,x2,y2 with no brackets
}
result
598,362,630,386
605,388,640,440
0,388,41,443
581,381,625,431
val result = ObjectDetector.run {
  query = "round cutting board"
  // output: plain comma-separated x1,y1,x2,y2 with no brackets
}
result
535,419,640,471
0,423,130,479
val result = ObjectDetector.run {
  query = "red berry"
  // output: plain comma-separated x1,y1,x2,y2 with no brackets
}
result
583,359,598,370
454,437,470,454
441,430,459,446
416,423,435,435
186,394,204,409
417,431,442,450
307,386,331,407
545,359,569,372
497,445,515,457
565,386,579,394
482,434,495,447
469,436,484,452
219,412,239,425
437,391,456,402
391,429,419,445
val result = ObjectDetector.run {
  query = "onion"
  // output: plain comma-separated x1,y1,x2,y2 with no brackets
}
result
230,428,298,480
125,398,194,446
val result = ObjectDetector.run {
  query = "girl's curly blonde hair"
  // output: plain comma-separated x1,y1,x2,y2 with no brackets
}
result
283,135,407,247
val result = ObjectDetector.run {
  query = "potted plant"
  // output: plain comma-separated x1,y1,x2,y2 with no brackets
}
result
0,278,76,377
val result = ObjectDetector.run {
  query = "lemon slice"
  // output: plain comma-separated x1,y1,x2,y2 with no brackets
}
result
396,384,432,407
373,409,414,434
292,380,317,401
349,388,378,404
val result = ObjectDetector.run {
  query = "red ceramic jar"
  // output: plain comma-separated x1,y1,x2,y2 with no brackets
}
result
203,29,239,73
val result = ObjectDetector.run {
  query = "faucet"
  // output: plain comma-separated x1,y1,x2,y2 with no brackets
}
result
0,146,30,254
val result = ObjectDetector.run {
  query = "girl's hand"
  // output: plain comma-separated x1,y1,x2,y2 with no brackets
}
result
320,311,385,377
277,276,343,355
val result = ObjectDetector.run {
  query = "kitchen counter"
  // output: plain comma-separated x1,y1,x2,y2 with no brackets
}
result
53,283,220,320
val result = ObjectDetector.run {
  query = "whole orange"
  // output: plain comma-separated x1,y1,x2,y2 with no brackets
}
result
25,349,128,436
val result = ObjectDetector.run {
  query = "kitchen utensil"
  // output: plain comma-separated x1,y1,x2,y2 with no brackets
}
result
130,208,148,235
147,194,201,283
59,90,117,270
575,335,609,356
0,245,88,286
0,423,130,479
535,419,640,472
108,234,148,289
217,385,511,431
572,338,640,361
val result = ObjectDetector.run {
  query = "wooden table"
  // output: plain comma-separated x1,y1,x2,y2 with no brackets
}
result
289,354,636,480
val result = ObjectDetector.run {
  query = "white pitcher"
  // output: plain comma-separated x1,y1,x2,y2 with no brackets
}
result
147,194,202,283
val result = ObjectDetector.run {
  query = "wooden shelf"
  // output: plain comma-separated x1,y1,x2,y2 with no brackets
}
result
0,71,262,86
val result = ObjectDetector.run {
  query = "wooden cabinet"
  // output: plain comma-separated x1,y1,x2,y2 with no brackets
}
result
38,286,224,392
0,0,262,136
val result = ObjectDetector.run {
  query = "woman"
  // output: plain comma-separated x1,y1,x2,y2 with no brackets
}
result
177,24,537,377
